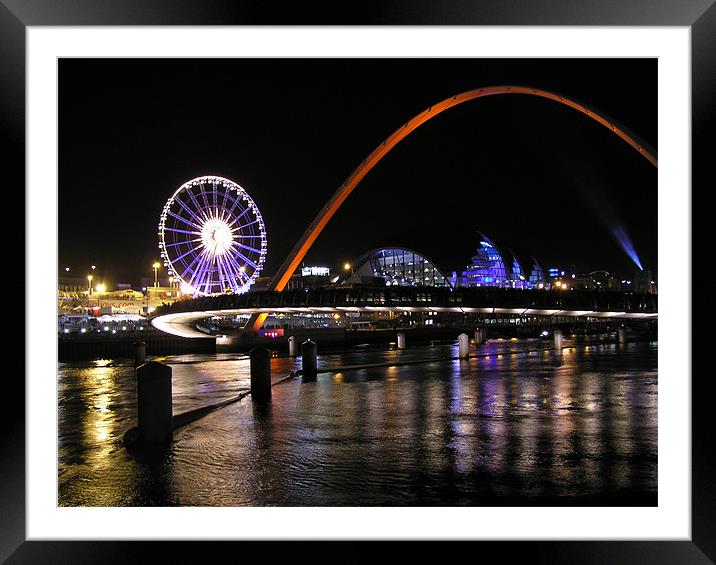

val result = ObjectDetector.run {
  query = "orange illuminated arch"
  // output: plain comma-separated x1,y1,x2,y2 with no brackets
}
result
250,85,657,331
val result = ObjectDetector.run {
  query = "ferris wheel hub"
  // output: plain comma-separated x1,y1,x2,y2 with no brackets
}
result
201,217,233,256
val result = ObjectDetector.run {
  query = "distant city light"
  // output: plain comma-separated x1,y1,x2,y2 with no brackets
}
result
65,267,70,272
95,283,106,293
302,266,330,277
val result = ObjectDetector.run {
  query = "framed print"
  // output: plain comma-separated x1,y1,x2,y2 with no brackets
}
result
3,0,715,562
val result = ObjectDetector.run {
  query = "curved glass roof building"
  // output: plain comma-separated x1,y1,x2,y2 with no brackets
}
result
347,247,450,287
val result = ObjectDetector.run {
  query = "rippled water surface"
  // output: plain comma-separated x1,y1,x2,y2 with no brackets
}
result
58,338,657,506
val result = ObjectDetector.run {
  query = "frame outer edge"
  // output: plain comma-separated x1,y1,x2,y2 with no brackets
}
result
691,1,716,563
0,0,27,562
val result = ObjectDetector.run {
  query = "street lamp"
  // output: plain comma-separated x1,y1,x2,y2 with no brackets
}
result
153,262,160,288
95,283,106,308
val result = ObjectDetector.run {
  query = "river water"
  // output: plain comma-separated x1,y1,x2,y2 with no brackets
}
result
58,337,657,506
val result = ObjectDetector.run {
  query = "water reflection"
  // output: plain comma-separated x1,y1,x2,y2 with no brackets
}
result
59,338,658,506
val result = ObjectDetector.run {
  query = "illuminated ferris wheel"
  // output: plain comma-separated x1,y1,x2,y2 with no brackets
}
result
158,175,267,296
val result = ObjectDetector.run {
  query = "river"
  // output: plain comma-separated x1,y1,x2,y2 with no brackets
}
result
58,336,657,506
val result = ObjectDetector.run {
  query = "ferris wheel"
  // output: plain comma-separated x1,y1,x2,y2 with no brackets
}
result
158,175,267,296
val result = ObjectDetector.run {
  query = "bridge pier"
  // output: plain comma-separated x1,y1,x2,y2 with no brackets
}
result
301,339,317,381
458,333,469,359
250,348,272,402
553,329,563,354
288,335,298,357
133,340,146,367
136,361,173,443
397,332,406,350
618,328,626,344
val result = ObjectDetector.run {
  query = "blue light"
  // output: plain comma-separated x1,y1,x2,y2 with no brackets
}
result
612,226,643,270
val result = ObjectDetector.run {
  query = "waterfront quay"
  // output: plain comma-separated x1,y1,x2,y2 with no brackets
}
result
59,331,657,507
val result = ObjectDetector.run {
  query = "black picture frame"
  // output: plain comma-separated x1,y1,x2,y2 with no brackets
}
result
3,1,713,562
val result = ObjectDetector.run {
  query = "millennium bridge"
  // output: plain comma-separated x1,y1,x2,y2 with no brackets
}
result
151,286,657,338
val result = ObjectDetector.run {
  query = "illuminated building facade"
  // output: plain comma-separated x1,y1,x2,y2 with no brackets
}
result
345,248,449,287
527,256,546,289
450,233,547,290
451,232,509,288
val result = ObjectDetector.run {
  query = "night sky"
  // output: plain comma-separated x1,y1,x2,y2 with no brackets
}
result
59,58,657,287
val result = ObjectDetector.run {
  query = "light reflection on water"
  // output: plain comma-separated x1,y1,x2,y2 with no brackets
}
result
58,338,657,506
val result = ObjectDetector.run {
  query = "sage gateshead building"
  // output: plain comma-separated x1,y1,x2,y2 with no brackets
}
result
342,236,545,291
449,232,545,290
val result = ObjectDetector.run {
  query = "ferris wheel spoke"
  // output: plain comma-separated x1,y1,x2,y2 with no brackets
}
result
233,218,261,232
216,253,230,292
225,253,251,285
164,237,203,248
182,248,209,285
232,241,262,255
166,210,202,231
173,196,207,226
189,256,211,292
172,245,203,264
218,253,242,290
224,189,253,222
200,255,214,295
184,187,209,223
220,184,229,212
226,205,252,229
229,245,259,270
198,182,210,211
164,227,202,236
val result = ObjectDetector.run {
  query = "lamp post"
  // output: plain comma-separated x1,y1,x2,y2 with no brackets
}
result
96,283,106,309
153,262,160,288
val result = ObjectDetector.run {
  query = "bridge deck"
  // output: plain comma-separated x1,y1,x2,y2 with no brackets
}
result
151,287,657,338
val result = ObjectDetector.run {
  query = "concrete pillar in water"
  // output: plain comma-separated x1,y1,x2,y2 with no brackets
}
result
397,332,406,350
250,347,272,402
136,361,173,443
553,329,563,353
288,335,298,357
458,333,470,359
618,328,626,344
133,340,146,366
301,339,317,381
474,327,484,344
